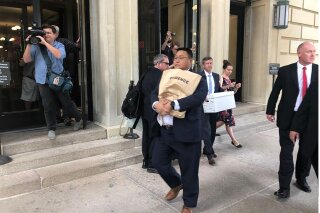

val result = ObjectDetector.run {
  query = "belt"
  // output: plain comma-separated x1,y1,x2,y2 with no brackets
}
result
162,125,173,130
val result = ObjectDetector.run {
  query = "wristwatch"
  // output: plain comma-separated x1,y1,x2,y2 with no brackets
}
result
170,101,175,109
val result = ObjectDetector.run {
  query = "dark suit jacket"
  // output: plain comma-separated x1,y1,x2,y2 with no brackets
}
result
266,63,318,129
199,70,224,93
141,67,162,121
151,72,208,142
291,81,318,157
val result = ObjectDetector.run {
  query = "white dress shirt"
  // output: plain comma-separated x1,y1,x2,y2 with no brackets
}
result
294,62,312,111
204,70,215,95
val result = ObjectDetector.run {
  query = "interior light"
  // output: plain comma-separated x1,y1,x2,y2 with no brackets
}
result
0,37,5,41
28,27,32,30
15,25,21,30
0,46,3,48
9,38,15,42
192,5,197,10
11,26,17,31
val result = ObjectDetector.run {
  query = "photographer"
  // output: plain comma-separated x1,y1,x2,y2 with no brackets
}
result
161,31,175,65
23,24,82,140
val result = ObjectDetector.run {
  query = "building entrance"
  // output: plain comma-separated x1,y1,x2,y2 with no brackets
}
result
0,0,82,131
138,0,200,74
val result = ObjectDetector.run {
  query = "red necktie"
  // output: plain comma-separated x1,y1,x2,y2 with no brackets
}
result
302,66,307,98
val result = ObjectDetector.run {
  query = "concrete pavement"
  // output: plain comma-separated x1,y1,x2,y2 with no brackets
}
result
0,128,318,213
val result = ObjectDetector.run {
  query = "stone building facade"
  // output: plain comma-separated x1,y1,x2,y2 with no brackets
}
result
88,0,318,134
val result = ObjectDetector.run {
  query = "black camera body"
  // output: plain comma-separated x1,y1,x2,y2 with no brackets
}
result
28,28,46,45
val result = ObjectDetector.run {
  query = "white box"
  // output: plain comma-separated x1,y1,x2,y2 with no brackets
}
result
203,91,236,113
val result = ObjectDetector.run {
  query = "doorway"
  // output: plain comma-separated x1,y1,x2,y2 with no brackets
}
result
0,0,83,131
138,0,200,74
229,1,245,101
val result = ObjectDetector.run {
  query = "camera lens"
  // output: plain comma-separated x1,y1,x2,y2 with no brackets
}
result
29,37,40,45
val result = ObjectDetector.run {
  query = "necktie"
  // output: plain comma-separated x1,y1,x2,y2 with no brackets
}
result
302,66,307,98
208,74,213,94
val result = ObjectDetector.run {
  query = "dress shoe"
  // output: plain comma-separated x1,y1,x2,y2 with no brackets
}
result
274,188,290,198
231,141,242,148
165,185,183,201
181,206,192,213
208,158,216,165
147,167,158,174
142,161,148,169
295,179,311,192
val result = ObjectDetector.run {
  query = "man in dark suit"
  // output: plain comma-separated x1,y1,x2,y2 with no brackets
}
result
141,54,169,173
290,81,318,178
266,41,318,199
199,57,223,165
151,48,207,213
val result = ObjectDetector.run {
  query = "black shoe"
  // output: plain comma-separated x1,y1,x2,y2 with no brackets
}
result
208,158,216,165
142,161,148,169
64,117,72,126
147,167,158,174
207,155,216,165
274,188,290,198
295,179,311,192
213,153,217,158
231,141,242,148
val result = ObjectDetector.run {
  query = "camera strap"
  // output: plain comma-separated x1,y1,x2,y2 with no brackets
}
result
39,45,53,75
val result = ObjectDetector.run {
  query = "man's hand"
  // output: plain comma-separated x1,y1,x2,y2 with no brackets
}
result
154,99,171,115
25,35,31,43
266,114,275,122
36,36,46,45
289,131,299,144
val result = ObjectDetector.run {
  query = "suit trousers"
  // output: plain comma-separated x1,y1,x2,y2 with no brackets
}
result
142,117,155,166
311,144,318,178
38,84,81,131
202,112,218,156
152,127,201,208
278,129,311,189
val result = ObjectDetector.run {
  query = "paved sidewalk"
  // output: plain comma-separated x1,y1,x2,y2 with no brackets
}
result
0,128,318,213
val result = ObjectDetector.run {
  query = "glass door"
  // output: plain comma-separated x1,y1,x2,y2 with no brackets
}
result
0,0,82,131
0,3,46,131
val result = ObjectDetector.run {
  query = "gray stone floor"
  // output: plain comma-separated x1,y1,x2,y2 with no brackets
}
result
0,128,318,213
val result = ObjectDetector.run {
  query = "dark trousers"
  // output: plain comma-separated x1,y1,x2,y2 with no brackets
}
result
202,112,218,156
311,145,318,178
278,129,311,189
38,84,81,131
152,127,201,208
142,117,155,166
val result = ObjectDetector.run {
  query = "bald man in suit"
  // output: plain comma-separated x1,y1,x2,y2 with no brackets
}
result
266,41,318,199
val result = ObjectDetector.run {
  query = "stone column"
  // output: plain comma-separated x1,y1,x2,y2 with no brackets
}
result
89,0,139,136
200,0,230,72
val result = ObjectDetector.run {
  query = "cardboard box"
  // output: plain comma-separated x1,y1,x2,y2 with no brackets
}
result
203,91,236,113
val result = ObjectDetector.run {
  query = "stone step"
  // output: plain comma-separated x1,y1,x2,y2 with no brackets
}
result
233,102,266,116
0,147,142,199
0,136,140,176
1,123,107,156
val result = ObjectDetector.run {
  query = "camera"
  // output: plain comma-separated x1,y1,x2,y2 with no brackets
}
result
28,28,46,45
171,32,176,36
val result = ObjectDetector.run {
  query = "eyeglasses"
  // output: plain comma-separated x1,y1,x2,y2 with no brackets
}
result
161,62,170,65
174,56,189,61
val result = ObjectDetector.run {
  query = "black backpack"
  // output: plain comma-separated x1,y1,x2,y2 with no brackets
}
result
121,72,147,120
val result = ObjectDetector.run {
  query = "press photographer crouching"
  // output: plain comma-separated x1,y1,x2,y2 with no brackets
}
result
23,24,83,140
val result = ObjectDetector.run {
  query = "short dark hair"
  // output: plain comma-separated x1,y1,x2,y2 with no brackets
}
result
176,47,193,59
41,24,57,33
202,56,213,65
